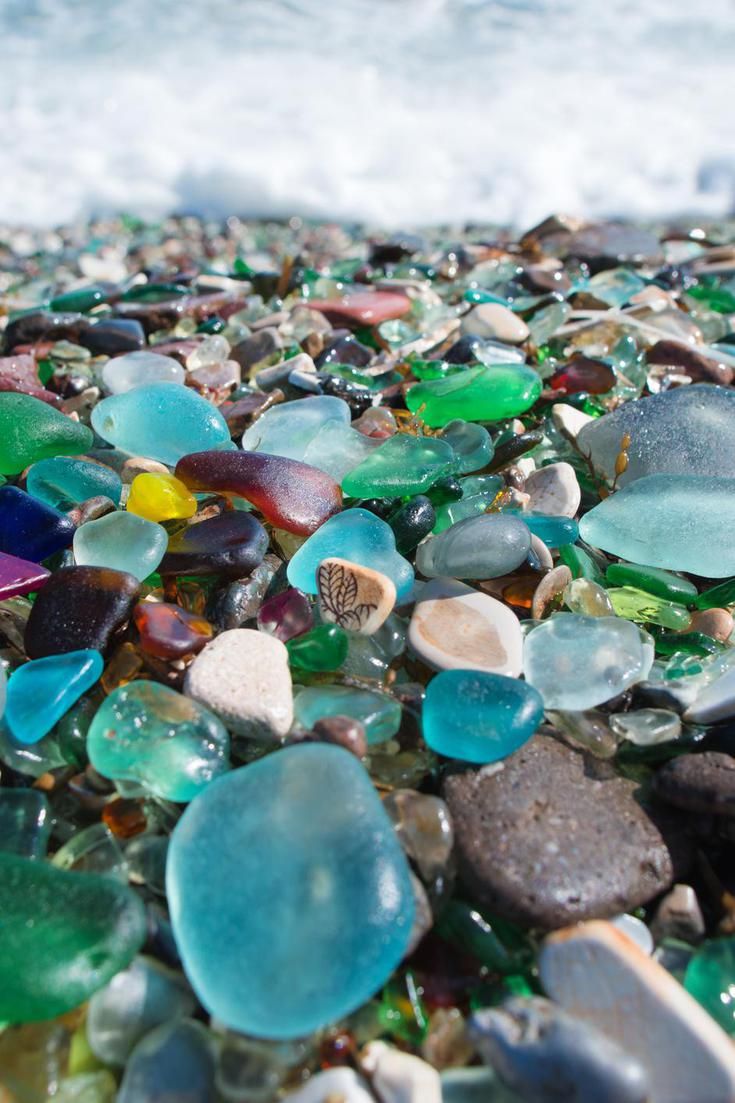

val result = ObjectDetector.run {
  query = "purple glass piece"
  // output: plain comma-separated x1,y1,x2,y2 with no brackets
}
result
0,551,51,598
257,588,313,642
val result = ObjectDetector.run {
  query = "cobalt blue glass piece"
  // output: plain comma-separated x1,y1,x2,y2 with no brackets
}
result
0,486,75,562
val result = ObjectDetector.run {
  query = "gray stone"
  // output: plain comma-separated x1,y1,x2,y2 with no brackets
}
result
654,752,735,817
230,327,282,372
651,884,705,945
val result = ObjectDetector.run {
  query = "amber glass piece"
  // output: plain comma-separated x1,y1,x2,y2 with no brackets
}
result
102,798,147,839
134,601,213,659
101,642,145,693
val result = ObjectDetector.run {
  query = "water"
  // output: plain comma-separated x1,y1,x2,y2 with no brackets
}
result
1,0,734,229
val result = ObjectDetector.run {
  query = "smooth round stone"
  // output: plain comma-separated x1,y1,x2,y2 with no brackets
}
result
101,350,185,394
423,669,543,764
690,608,735,642
166,743,415,1038
409,577,523,676
24,565,140,658
281,1069,374,1103
415,514,531,580
317,557,396,635
654,752,735,818
87,682,230,802
293,685,401,745
5,649,103,745
342,433,457,499
461,303,529,344
88,956,196,1066
552,402,594,443
580,475,735,577
74,511,168,581
406,365,542,428
685,940,735,1035
26,456,123,510
610,709,682,746
287,508,414,600
523,614,654,710
532,564,573,620
185,629,293,740
118,1020,215,1103
439,420,494,473
91,382,232,466
0,853,146,1022
242,395,350,460
160,511,268,579
524,462,581,518
0,392,94,475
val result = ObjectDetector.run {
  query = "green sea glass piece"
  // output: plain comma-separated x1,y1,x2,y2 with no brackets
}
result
558,543,606,584
605,562,698,606
607,587,692,630
405,364,542,428
0,853,146,1022
580,475,735,578
0,393,94,475
286,624,349,671
695,578,735,611
685,939,735,1035
342,433,456,498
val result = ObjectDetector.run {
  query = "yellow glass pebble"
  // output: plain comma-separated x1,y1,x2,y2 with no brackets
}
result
126,473,196,522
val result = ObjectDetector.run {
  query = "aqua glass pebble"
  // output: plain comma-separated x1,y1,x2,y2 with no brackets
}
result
5,649,103,745
302,421,380,481
87,681,230,802
523,613,654,710
685,939,735,1035
580,475,735,577
91,382,233,466
439,420,494,473
26,457,123,510
405,364,542,428
0,789,51,858
242,395,350,460
101,351,185,395
423,670,543,763
342,433,457,498
0,485,75,562
73,512,168,581
523,513,579,547
294,684,402,744
166,743,415,1038
416,514,531,579
287,508,414,600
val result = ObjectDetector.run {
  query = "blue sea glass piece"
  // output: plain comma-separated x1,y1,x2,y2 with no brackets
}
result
287,508,414,600
416,514,531,579
5,649,103,746
91,382,233,466
73,511,168,581
294,684,402,744
0,485,75,562
422,670,543,763
579,475,735,577
26,457,123,510
523,513,580,547
166,743,415,1038
439,420,494,473
242,395,350,460
0,789,51,858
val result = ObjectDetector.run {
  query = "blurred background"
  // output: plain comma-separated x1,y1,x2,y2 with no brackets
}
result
1,0,734,228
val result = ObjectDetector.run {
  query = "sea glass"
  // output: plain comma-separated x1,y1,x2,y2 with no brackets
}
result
423,670,543,763
605,562,698,606
0,392,93,474
126,473,196,522
5,649,103,744
134,602,213,659
685,940,735,1036
286,624,348,671
242,395,350,459
607,587,692,630
0,550,50,598
0,789,51,859
117,1020,216,1103
405,365,542,428
439,420,494,473
74,511,168,581
342,433,457,498
0,486,75,562
294,684,402,744
257,588,313,642
24,565,140,658
101,350,185,394
160,511,268,578
415,514,531,579
26,456,123,510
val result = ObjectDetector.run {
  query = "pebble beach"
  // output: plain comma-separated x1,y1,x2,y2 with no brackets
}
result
3,210,735,1102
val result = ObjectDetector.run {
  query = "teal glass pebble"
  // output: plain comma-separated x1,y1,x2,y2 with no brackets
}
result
73,512,168,581
416,514,531,579
287,508,414,600
684,938,735,1035
166,743,415,1038
91,382,234,466
423,670,543,763
523,513,580,547
242,395,350,460
342,433,457,498
439,420,494,473
579,475,735,578
87,681,230,802
0,789,51,858
294,684,402,744
5,649,103,746
26,457,123,510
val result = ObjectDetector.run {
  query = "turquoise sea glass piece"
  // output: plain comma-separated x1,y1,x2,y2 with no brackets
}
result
5,649,103,745
523,513,579,547
423,670,543,763
439,419,494,473
0,789,51,858
87,681,230,802
166,743,415,1038
294,684,402,744
416,514,531,579
342,433,457,498
242,395,350,459
523,613,654,709
579,475,735,577
91,382,233,466
26,457,123,510
74,512,168,581
287,508,414,599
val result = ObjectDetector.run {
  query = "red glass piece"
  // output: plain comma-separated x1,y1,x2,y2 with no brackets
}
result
549,355,615,395
134,601,214,659
256,587,313,642
0,354,62,406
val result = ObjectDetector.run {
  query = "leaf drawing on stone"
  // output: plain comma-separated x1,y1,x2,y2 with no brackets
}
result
318,561,378,630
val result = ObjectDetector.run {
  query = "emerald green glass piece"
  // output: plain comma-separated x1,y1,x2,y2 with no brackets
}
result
436,900,528,975
0,789,51,859
687,282,735,314
409,358,462,381
651,630,724,658
0,853,146,1022
607,587,693,630
605,562,698,606
50,286,107,313
685,939,735,1034
557,543,606,583
405,365,542,428
695,578,735,611
0,393,94,475
286,624,348,671
378,972,428,1045
294,684,401,744
342,433,457,498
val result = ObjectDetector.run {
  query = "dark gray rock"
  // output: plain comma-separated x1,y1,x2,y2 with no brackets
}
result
654,752,735,817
